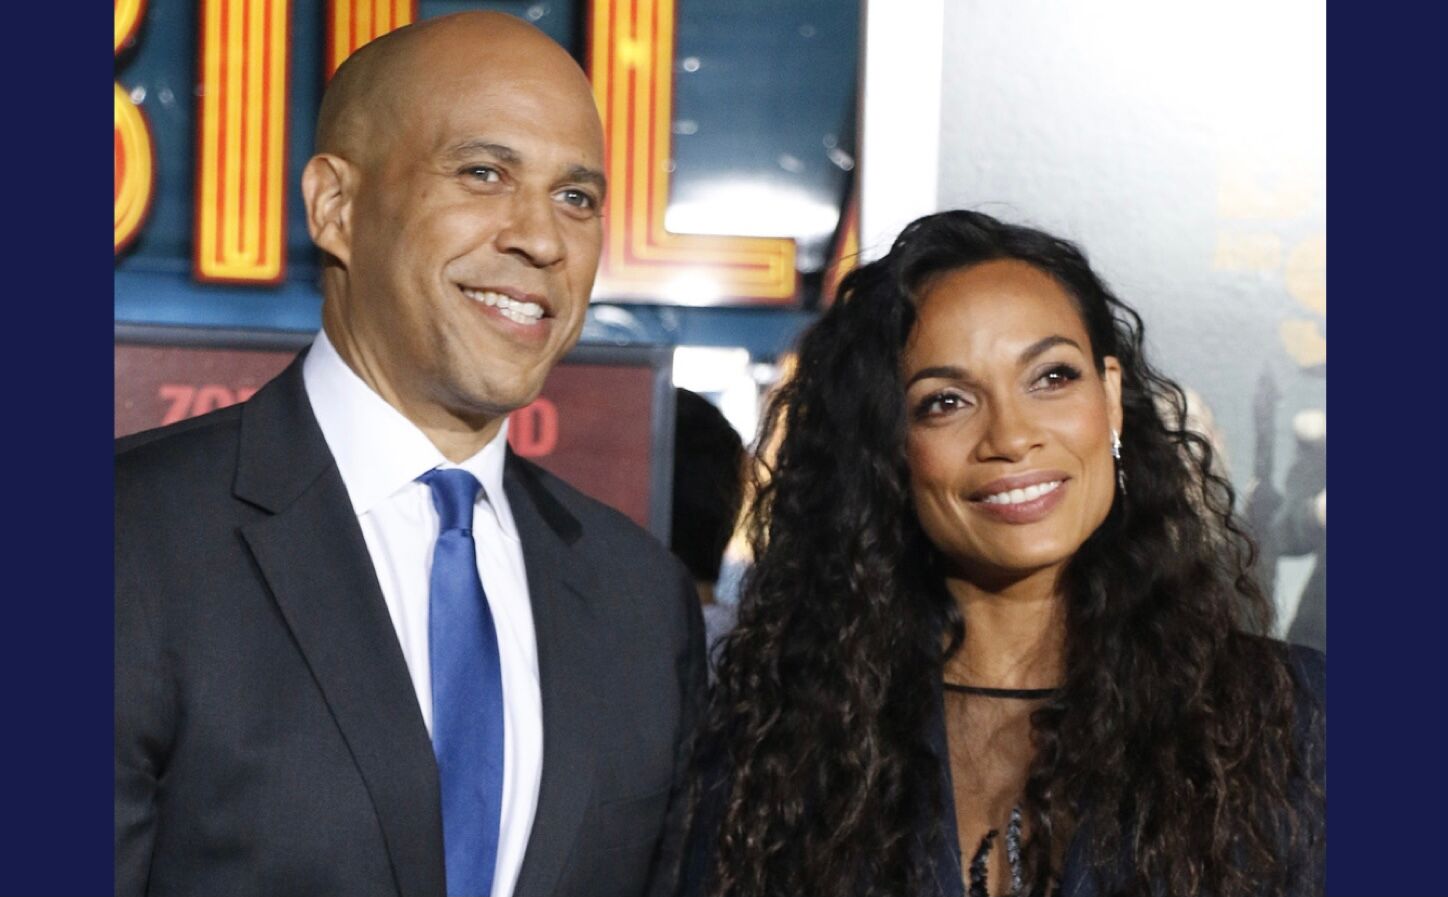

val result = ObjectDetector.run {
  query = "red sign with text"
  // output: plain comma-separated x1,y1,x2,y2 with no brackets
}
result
115,343,662,530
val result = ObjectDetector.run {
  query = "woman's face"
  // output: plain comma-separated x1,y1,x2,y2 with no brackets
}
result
902,259,1123,587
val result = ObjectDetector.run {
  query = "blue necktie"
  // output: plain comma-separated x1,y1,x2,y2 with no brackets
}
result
420,469,504,897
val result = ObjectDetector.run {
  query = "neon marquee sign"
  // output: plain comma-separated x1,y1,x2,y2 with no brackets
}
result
113,0,812,303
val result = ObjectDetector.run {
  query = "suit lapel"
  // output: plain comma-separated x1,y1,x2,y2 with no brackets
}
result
234,358,445,897
506,457,601,897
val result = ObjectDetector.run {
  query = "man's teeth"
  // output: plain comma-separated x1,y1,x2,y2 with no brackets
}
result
463,288,545,325
980,480,1063,506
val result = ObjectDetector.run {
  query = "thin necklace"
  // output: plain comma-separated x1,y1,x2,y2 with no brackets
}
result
943,681,1059,699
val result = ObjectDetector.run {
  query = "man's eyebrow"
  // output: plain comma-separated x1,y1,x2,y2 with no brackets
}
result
446,140,521,164
564,164,608,200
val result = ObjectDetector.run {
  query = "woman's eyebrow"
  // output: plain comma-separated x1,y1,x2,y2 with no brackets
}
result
1019,334,1081,364
905,364,968,388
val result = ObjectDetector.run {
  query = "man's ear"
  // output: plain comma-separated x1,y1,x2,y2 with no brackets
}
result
1102,356,1124,434
301,154,356,267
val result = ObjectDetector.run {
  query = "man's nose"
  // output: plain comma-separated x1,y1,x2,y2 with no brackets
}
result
496,192,566,268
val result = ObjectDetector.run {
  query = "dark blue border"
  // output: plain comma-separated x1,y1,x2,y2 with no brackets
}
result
1,6,116,894
1327,2,1448,894
3,1,1438,892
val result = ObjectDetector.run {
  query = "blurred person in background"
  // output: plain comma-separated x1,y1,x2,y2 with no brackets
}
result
672,387,748,674
1281,408,1326,652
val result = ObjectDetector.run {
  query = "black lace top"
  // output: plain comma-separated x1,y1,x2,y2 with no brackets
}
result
966,804,1023,897
944,682,1062,897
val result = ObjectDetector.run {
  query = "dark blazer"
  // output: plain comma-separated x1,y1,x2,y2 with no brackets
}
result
685,643,1325,897
115,354,706,897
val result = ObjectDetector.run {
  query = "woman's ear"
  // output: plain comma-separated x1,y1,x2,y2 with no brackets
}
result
1102,356,1124,433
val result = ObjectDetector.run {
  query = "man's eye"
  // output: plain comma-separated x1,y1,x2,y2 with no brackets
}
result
556,188,598,210
462,166,501,182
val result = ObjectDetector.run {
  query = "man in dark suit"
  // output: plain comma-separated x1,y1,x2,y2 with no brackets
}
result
115,12,705,897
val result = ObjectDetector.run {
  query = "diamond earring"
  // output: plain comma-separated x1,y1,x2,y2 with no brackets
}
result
1111,429,1126,494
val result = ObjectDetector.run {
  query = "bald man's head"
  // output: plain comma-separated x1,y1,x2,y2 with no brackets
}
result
315,12,597,165
299,10,608,460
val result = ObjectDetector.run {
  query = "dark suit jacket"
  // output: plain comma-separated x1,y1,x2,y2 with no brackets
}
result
115,355,706,897
684,643,1325,897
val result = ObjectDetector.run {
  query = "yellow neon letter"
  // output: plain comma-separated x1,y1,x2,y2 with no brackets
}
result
115,0,155,253
195,0,291,282
589,0,798,304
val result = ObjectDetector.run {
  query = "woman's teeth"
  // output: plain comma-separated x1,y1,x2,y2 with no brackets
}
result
979,480,1063,506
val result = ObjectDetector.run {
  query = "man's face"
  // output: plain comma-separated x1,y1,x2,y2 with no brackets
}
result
340,53,606,429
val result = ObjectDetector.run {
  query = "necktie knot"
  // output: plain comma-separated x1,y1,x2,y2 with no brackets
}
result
419,468,482,534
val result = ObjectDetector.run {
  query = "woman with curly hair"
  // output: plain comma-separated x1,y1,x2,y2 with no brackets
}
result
684,210,1325,897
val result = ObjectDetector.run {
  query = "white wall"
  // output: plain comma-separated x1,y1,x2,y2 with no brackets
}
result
862,0,1326,633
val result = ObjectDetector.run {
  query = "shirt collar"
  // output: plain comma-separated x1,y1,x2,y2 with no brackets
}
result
301,329,517,539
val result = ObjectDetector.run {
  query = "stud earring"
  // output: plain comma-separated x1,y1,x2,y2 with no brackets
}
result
1111,429,1126,494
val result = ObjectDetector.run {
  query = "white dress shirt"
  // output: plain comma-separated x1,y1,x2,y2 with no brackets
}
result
303,331,542,897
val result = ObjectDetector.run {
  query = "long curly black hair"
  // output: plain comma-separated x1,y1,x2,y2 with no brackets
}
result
697,210,1323,897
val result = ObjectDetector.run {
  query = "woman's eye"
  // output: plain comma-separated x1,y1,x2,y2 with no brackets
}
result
915,392,970,419
1033,363,1082,391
